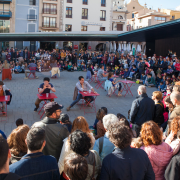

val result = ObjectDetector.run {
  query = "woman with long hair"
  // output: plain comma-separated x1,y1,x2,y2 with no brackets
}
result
58,116,95,179
7,124,30,164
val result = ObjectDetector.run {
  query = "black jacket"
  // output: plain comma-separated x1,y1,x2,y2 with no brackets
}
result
32,117,69,162
165,153,180,180
154,101,164,125
130,93,155,126
0,173,20,180
100,146,155,180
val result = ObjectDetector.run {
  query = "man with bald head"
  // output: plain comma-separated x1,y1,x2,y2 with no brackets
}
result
170,92,180,120
130,85,155,136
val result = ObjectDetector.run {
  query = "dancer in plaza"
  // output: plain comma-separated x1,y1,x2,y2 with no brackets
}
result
66,76,97,111
34,77,56,112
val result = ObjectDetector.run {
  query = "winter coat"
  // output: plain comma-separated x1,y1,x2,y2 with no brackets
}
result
141,142,173,180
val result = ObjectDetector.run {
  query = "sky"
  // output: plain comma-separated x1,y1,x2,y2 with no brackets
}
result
127,0,180,11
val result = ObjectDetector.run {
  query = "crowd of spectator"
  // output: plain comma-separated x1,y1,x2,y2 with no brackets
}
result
0,81,180,179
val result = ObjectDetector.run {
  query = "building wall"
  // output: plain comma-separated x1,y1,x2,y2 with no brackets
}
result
126,0,144,19
161,9,180,20
39,0,60,32
63,0,113,32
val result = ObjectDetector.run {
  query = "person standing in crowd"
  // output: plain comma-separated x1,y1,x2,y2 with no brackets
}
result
93,114,119,161
0,135,20,180
69,130,101,180
7,125,29,165
169,92,180,120
100,122,155,180
66,76,97,111
152,91,164,126
10,127,60,180
130,85,155,136
141,121,173,180
34,77,56,112
64,153,88,180
32,102,69,161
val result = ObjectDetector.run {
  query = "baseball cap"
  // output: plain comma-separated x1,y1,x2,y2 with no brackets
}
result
60,114,69,123
44,102,63,115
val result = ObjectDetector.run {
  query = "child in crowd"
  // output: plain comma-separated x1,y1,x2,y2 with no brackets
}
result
131,137,143,148
122,68,129,79
124,61,129,69
59,114,72,133
14,62,22,74
16,118,24,127
145,67,150,75
158,81,166,92
156,74,162,88
94,64,98,72
108,72,122,97
64,62,68,70
119,67,124,78
137,72,146,84
106,66,110,73
73,63,77,71
81,61,86,71
111,67,115,73
77,58,82,70
145,73,156,87
156,68,162,75
67,62,74,72
117,113,126,120
128,65,137,79
167,65,173,75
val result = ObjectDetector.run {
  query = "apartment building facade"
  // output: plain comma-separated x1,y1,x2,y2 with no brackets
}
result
0,0,15,49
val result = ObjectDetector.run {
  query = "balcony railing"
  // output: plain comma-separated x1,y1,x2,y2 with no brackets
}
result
100,17,106,21
66,14,72,18
67,0,72,2
42,22,57,28
82,15,88,19
27,15,37,20
0,11,12,18
42,8,57,14
83,0,88,4
0,0,12,2
101,3,106,7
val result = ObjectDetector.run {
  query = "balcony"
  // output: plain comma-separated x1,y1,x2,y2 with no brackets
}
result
82,15,88,19
100,17,106,21
27,15,37,20
42,22,57,28
0,0,12,2
0,11,12,18
42,8,57,14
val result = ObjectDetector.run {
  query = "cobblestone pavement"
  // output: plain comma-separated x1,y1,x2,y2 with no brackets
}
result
0,71,156,136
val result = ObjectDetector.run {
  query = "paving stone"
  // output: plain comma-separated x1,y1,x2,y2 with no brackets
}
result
0,71,156,136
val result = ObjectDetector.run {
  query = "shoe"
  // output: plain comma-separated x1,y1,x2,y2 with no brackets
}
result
2,111,6,116
118,94,122,97
34,108,38,112
24,77,28,79
66,106,71,111
35,76,39,79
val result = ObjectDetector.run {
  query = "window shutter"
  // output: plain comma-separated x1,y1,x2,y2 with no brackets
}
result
28,24,35,32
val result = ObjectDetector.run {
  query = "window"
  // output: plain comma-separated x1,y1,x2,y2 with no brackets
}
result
83,0,88,4
0,20,10,33
133,7,135,9
28,24,36,32
118,15,123,19
0,3,10,12
43,4,57,14
172,15,175,20
100,27,105,31
65,24,72,31
101,0,106,7
100,10,106,21
117,24,123,31
66,7,72,18
154,16,166,22
29,0,36,5
82,8,88,19
67,0,72,3
81,25,87,31
132,13,134,18
43,17,56,28
27,9,37,20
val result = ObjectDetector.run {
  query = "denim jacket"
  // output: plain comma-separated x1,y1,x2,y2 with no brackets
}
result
9,152,60,180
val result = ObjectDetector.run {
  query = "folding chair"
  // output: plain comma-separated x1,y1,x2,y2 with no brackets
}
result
28,67,36,79
95,77,104,89
104,80,118,97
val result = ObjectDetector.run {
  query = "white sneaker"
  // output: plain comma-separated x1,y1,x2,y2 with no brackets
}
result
24,77,28,79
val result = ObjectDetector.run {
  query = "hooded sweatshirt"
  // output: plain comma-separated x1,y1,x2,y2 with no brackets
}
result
141,142,173,180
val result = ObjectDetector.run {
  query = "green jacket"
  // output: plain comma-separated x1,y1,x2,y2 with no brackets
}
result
148,77,156,85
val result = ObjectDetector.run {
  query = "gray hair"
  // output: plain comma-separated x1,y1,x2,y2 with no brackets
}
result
103,114,119,131
138,85,146,94
170,92,180,102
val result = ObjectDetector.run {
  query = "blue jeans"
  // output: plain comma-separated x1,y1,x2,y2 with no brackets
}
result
70,94,94,107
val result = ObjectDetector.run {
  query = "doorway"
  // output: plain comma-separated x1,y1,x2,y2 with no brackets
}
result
79,42,88,51
40,42,55,51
